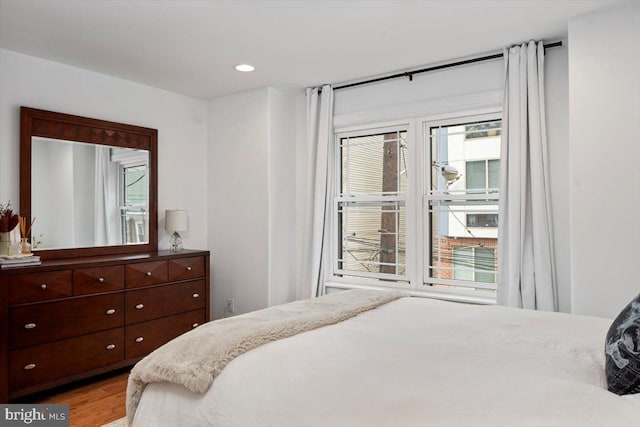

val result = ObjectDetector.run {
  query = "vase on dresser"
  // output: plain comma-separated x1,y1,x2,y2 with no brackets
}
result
0,227,20,256
0,232,9,256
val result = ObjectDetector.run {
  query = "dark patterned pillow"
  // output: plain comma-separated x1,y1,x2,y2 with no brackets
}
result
605,293,640,395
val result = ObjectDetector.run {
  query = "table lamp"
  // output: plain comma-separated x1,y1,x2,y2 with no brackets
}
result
165,209,188,252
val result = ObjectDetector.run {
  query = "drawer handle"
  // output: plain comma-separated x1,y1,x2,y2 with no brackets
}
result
135,337,144,343
105,309,116,315
192,293,199,298
105,344,116,350
135,304,144,310
23,363,36,370
98,277,105,283
186,266,192,271
40,284,47,290
192,323,199,328
146,272,152,277
24,323,36,329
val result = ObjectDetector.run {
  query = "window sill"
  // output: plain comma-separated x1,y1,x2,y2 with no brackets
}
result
324,281,496,305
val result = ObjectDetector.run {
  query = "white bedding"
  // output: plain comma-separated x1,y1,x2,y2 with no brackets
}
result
132,297,640,427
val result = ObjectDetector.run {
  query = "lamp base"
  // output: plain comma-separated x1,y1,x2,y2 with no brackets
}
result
169,231,183,252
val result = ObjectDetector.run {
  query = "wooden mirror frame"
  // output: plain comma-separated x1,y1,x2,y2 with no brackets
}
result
20,107,158,259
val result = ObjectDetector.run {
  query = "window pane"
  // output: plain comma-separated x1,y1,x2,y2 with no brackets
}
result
338,201,406,276
466,213,498,228
122,165,148,245
474,247,496,283
123,211,147,244
465,161,485,190
430,120,501,196
429,200,498,285
430,126,463,193
488,159,500,190
341,131,407,195
453,247,473,280
124,166,147,206
465,120,502,139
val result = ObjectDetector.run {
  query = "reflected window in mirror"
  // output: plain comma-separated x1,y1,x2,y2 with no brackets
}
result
116,149,149,245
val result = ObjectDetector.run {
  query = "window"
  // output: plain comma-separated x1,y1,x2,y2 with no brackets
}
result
466,213,498,228
453,246,496,283
465,121,501,139
331,114,501,302
120,164,148,244
110,147,149,245
425,117,500,297
336,128,408,281
466,159,499,192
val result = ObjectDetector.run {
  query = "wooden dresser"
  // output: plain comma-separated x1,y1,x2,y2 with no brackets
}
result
0,249,210,402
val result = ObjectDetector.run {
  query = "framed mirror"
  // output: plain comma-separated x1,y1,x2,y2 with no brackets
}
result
20,107,158,259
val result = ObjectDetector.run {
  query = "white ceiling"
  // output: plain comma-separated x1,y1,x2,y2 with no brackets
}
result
0,0,623,100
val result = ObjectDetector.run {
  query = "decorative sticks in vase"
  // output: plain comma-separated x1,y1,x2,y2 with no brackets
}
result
18,216,35,254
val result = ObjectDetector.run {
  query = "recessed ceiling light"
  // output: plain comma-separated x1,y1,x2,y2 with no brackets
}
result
234,64,255,72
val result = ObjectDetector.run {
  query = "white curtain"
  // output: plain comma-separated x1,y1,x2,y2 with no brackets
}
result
95,146,121,246
497,41,557,311
297,85,334,299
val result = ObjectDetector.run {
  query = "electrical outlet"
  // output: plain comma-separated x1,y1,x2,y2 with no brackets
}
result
226,298,235,314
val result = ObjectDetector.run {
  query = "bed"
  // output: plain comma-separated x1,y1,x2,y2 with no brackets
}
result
128,290,640,426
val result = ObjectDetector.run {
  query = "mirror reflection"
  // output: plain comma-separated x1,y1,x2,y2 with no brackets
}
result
32,137,150,250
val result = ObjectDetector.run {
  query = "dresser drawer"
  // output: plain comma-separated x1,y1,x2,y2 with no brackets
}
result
9,294,124,349
125,309,205,359
9,270,72,305
9,328,124,392
125,261,168,288
168,256,205,282
74,265,125,295
125,280,205,324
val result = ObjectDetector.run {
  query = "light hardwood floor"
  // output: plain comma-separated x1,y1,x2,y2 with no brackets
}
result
19,369,129,427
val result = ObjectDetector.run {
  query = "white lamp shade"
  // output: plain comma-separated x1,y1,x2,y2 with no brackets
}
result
165,210,188,233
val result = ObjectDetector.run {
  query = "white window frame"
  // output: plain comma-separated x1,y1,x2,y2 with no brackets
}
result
326,97,502,305
419,112,501,302
331,121,415,290
119,162,149,245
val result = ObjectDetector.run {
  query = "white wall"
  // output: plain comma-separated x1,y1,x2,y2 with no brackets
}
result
0,49,209,252
295,93,308,297
208,88,270,318
207,87,297,319
267,87,297,306
333,60,502,118
0,49,300,319
312,47,572,312
568,2,640,318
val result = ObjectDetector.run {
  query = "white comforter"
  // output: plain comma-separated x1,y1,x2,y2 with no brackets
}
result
133,297,640,427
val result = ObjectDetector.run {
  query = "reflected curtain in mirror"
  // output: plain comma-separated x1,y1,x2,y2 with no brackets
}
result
94,144,120,246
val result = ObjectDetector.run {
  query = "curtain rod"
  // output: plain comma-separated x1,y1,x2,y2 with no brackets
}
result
332,41,563,92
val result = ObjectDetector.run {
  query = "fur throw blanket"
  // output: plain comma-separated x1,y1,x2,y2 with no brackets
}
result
127,289,407,424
